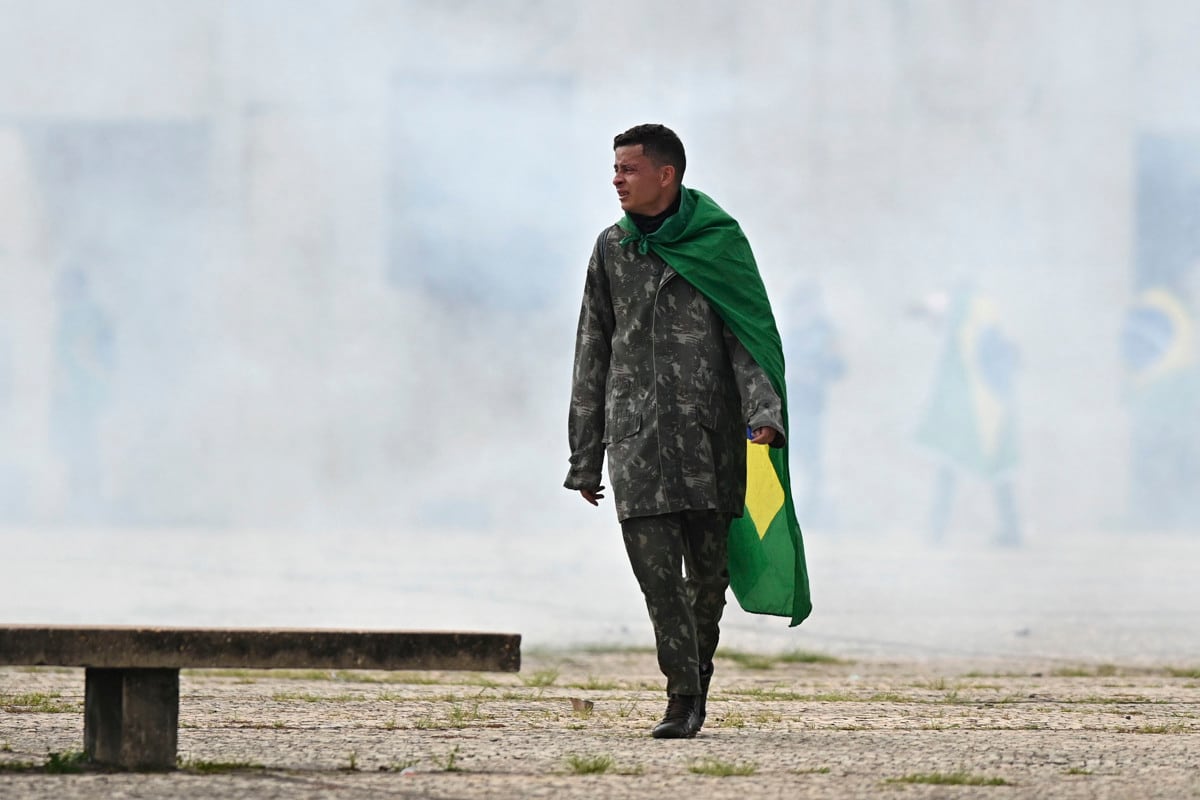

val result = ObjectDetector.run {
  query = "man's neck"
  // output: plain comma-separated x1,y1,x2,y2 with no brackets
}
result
629,189,682,234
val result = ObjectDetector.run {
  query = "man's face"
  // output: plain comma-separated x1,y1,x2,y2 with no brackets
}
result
613,144,675,216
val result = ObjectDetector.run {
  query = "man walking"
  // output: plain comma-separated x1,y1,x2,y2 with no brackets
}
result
566,124,791,738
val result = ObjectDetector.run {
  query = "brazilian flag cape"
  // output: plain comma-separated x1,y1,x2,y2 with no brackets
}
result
618,186,812,626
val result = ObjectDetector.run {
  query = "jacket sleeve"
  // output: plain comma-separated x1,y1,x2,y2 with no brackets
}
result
565,231,615,490
725,326,788,449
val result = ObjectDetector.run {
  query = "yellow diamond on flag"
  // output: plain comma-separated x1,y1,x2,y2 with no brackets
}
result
745,441,784,539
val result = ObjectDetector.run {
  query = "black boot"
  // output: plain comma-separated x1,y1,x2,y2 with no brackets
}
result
696,661,714,730
651,693,701,739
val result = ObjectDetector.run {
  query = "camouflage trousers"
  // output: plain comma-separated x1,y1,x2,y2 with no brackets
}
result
620,510,732,695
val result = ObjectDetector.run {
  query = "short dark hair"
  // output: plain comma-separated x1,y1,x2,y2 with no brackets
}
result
613,124,686,184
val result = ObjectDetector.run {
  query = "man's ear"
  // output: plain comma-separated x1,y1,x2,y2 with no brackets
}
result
659,164,676,187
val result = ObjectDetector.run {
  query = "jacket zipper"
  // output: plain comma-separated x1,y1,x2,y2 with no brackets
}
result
650,265,677,504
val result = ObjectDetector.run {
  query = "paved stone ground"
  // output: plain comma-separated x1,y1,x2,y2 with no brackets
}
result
3,649,1199,799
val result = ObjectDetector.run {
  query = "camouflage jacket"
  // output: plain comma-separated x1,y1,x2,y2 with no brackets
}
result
565,224,786,522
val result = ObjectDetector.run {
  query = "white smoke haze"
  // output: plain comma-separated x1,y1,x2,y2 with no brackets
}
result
1,1,1198,662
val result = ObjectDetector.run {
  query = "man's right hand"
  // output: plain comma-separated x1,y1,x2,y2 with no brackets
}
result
580,486,606,506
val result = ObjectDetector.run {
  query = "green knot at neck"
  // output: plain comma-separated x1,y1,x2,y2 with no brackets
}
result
619,229,653,254
616,186,696,256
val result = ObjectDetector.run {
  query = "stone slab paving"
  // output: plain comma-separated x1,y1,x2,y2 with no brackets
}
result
2,650,1199,799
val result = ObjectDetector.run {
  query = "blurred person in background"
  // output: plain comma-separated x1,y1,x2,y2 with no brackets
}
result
1120,281,1200,530
51,267,115,521
0,329,21,520
1125,135,1200,530
912,285,1021,547
784,281,845,530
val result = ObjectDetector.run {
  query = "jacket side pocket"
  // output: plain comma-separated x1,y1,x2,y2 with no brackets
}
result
603,413,641,444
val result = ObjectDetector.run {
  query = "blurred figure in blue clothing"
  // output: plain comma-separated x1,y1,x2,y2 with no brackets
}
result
1120,283,1200,529
913,285,1021,547
784,282,845,529
51,267,115,521
0,329,22,520
1123,134,1200,530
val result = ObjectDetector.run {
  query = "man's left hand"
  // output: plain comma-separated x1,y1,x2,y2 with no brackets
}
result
749,427,778,445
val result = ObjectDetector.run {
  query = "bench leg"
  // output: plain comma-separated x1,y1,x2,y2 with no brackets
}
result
84,667,179,770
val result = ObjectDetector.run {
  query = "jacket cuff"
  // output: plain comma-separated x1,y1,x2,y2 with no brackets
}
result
564,468,602,491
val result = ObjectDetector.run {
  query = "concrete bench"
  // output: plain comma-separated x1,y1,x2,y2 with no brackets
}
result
0,625,521,771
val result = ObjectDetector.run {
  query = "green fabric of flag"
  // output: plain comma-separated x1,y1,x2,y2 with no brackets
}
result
618,186,812,626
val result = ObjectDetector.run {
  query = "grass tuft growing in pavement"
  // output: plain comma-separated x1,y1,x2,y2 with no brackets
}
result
412,698,488,730
566,753,614,774
887,771,1010,786
689,758,758,777
0,751,89,774
0,692,79,714
717,649,777,670
521,668,560,687
1165,667,1200,679
44,751,89,774
434,746,462,772
1127,723,1188,734
716,648,845,670
447,701,485,727
720,687,924,703
270,691,368,703
566,676,620,691
1073,695,1161,705
778,650,846,665
1051,664,1119,678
